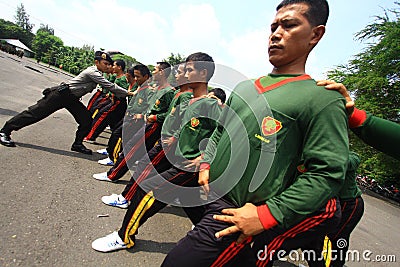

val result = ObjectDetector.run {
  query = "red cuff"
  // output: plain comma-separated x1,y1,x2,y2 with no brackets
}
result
257,204,278,230
199,163,210,171
348,108,367,128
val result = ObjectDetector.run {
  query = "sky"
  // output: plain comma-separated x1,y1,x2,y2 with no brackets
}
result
0,0,397,80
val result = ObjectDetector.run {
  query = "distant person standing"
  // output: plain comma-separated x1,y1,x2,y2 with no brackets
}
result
0,51,133,154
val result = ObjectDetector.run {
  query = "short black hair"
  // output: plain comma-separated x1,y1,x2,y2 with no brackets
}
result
156,61,172,78
276,0,329,26
133,64,151,78
185,52,215,82
114,59,126,72
209,88,226,104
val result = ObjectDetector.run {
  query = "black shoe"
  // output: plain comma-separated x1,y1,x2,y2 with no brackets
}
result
0,132,16,147
71,143,92,155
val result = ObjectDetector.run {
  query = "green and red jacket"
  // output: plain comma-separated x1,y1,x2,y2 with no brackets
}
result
338,152,362,200
176,96,222,160
161,90,193,138
127,84,152,116
127,82,139,104
146,85,175,123
202,74,349,229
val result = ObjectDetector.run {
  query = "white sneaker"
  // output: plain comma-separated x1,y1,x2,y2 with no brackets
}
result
98,157,114,166
92,231,127,252
93,172,112,182
101,194,128,209
96,148,108,155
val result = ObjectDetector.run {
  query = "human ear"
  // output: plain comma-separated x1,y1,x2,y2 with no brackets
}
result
200,69,208,81
310,25,325,46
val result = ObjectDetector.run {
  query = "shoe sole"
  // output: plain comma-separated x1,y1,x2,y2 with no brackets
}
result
83,140,97,144
93,174,112,181
102,201,128,209
98,162,114,166
0,142,16,147
71,148,92,155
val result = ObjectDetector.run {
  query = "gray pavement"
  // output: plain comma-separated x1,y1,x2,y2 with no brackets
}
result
0,53,398,266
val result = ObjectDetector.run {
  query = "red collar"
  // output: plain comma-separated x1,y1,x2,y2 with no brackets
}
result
255,74,311,94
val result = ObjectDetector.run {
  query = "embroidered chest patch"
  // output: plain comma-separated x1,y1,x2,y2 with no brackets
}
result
191,117,200,127
261,116,282,136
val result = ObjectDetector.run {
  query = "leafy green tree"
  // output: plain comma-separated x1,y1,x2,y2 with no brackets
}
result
14,3,34,33
328,2,400,186
111,54,139,70
32,30,63,63
163,52,185,67
38,24,54,35
53,46,94,75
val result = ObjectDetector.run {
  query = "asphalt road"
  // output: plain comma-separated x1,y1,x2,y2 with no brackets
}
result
0,53,398,267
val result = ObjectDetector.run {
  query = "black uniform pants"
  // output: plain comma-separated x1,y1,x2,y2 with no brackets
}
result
117,163,202,248
87,90,103,112
306,196,364,267
2,88,92,144
121,139,176,200
86,97,127,141
106,116,144,162
107,122,161,181
162,198,341,267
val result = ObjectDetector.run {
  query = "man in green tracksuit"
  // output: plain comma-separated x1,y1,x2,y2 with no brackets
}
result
98,62,194,203
162,1,349,266
85,59,130,143
95,62,175,181
100,64,153,164
91,52,224,253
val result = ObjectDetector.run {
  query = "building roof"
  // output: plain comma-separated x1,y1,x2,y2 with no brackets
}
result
1,39,33,52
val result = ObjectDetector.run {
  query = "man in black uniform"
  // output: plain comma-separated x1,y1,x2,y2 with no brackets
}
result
0,51,133,154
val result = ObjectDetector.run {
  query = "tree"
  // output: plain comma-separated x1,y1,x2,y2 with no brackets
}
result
38,24,54,35
32,30,63,63
112,54,139,70
327,2,400,186
14,3,34,33
163,52,185,67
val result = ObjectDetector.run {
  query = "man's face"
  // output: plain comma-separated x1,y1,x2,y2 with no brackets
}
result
152,64,163,81
112,62,121,74
185,61,204,88
268,3,316,69
134,70,148,86
175,64,188,87
96,59,111,73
